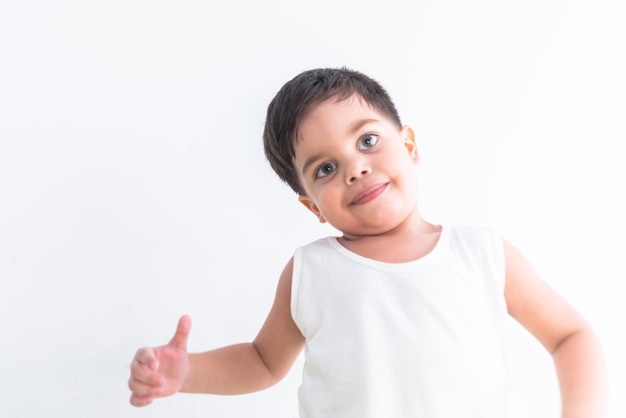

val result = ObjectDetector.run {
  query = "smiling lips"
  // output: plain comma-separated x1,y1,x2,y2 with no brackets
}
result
351,183,389,205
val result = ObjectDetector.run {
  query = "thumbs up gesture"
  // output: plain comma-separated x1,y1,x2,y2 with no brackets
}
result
129,315,192,406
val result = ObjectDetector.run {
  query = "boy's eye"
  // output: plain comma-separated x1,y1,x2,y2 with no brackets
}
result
358,134,379,150
315,162,337,179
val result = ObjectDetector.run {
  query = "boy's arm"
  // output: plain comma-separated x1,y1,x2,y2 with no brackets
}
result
503,240,607,418
129,258,304,405
180,257,304,395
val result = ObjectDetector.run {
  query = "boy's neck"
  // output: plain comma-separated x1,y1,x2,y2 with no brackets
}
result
337,216,442,263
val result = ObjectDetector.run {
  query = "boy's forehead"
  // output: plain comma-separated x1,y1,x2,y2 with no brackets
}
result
298,95,382,133
293,96,389,160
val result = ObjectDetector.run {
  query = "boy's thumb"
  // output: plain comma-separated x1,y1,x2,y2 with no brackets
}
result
168,315,191,349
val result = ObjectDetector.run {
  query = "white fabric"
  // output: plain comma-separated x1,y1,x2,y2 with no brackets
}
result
291,225,510,418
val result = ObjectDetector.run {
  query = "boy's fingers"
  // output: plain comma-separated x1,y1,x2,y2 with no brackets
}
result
130,392,154,407
128,374,163,394
168,315,191,350
134,348,158,370
130,360,163,386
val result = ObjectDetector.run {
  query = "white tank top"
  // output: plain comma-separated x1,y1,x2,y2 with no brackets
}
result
291,225,510,418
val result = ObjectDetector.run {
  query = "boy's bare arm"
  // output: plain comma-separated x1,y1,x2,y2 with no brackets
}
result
503,240,607,418
181,257,304,394
129,258,304,404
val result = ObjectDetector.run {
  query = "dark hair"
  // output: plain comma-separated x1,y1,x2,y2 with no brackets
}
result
263,67,402,195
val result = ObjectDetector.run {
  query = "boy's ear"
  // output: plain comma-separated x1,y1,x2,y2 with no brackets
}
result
298,195,327,223
401,125,420,164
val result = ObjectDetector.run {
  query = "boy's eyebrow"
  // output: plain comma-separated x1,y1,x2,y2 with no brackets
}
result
349,118,379,134
301,153,323,176
300,118,380,176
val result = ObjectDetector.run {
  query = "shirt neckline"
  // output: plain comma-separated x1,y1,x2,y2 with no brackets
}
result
325,225,448,271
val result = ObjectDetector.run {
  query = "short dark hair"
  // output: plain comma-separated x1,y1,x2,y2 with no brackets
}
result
263,67,402,195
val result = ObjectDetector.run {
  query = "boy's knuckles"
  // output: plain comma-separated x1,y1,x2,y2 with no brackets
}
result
129,361,148,379
128,377,145,393
129,377,161,397
134,348,156,366
130,367,160,387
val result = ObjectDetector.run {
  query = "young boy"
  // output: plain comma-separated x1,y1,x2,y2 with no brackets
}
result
128,68,606,417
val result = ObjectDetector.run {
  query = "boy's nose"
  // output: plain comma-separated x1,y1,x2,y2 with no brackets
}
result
345,164,371,185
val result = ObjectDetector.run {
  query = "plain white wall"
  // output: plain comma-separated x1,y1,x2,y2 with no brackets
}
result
1,1,624,417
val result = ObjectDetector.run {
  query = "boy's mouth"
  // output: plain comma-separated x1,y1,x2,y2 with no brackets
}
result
351,183,388,205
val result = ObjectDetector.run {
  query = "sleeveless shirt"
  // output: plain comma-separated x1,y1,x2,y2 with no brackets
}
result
291,225,510,417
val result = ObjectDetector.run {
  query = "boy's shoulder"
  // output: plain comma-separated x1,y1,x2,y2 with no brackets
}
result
294,236,337,253
444,224,506,280
443,223,504,253
445,223,502,241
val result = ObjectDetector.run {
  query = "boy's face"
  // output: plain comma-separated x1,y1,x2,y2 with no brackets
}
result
294,95,420,238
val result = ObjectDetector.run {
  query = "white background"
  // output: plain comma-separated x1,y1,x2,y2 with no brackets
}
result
1,0,624,417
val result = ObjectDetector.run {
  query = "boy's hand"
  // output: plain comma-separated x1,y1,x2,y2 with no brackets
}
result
128,315,191,407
